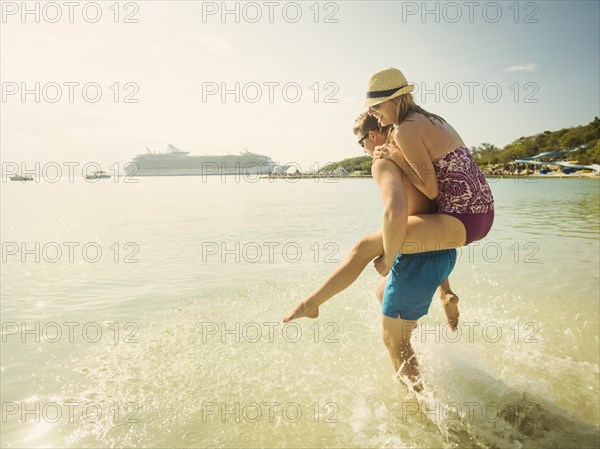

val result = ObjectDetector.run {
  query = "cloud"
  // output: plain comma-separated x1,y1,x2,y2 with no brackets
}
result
504,63,539,72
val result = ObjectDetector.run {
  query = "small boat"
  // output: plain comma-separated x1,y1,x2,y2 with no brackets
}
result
10,174,33,181
85,170,111,180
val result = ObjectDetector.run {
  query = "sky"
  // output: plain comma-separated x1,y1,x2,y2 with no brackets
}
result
1,0,599,170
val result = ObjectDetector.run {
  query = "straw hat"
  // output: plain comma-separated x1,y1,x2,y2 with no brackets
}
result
364,67,414,108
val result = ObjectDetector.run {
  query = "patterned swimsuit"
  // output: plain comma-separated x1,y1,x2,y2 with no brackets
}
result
432,146,494,244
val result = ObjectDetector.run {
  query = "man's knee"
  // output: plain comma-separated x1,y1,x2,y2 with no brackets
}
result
382,329,393,350
382,327,413,357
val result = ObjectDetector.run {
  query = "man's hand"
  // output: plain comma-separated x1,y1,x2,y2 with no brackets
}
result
373,253,395,276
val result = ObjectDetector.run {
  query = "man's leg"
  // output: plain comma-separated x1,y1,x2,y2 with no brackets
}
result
378,276,419,388
380,248,458,392
381,316,421,391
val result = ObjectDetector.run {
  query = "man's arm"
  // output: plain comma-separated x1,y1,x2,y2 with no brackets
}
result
371,158,408,275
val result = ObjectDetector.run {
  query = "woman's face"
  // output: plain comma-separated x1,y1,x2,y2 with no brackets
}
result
369,99,396,127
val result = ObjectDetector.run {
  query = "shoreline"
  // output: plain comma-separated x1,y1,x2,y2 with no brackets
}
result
262,173,600,180
484,173,600,179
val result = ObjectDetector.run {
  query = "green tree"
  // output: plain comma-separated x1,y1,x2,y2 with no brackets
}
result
328,118,600,173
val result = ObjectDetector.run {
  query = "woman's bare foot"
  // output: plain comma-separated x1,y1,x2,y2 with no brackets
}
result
440,291,460,332
283,301,319,323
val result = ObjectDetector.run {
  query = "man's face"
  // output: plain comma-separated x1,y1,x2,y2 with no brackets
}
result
359,130,387,157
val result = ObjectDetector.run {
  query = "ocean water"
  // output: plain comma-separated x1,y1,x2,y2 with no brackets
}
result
1,176,599,448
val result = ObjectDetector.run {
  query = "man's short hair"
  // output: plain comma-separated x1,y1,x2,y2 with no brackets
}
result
353,112,391,137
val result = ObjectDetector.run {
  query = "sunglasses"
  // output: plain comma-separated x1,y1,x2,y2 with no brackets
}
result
358,129,377,148
369,103,383,112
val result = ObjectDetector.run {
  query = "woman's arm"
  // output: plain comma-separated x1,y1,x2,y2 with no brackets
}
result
371,158,408,276
376,130,439,200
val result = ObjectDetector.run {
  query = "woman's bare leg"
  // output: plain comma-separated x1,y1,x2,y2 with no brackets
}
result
374,275,388,306
283,229,384,322
283,213,466,323
400,214,466,253
438,279,460,332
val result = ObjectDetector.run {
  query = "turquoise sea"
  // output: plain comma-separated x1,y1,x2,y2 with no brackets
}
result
1,176,599,448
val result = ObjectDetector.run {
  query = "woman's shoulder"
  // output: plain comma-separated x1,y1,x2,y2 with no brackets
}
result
392,113,425,140
396,112,430,130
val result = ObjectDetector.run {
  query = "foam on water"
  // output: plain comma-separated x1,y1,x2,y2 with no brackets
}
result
18,273,591,448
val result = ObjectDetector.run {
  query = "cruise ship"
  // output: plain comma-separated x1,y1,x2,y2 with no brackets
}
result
126,144,284,176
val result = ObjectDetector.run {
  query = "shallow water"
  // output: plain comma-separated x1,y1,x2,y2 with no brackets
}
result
1,176,599,448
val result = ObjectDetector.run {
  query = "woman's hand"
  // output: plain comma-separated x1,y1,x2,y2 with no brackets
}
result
372,144,399,162
373,253,395,277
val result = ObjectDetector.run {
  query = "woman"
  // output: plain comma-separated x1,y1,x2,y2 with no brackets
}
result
367,67,495,254
284,68,494,329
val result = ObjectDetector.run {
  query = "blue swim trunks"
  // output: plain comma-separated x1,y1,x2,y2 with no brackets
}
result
382,249,457,321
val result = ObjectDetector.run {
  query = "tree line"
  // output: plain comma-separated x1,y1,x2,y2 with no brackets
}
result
322,117,600,174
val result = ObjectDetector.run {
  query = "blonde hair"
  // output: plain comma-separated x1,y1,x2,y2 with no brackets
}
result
393,94,446,126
